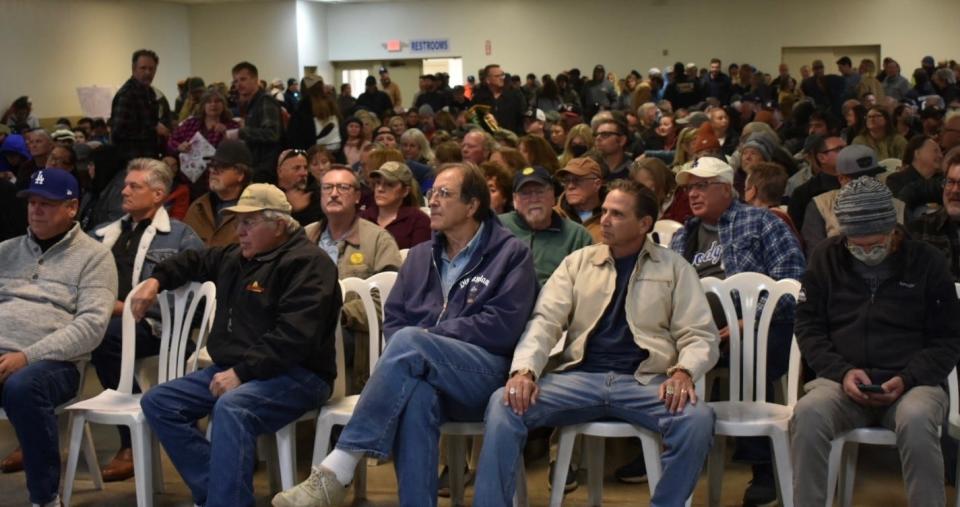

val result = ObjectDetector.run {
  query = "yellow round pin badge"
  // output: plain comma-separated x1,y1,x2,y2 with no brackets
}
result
349,252,365,265
522,167,535,175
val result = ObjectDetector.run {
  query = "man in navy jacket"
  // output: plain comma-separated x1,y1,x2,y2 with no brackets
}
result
274,162,538,507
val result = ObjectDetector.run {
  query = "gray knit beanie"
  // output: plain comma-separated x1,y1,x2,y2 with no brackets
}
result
834,176,897,237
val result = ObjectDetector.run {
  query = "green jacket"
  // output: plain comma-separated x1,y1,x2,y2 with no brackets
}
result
498,210,592,286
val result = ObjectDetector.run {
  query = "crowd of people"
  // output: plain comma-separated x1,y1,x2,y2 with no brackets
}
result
2,46,960,507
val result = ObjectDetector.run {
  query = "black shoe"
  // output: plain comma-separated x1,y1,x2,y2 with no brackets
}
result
614,453,648,484
437,465,473,498
742,464,778,507
547,461,579,493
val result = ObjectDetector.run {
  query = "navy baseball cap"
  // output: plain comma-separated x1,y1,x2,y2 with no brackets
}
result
513,165,553,192
17,169,80,201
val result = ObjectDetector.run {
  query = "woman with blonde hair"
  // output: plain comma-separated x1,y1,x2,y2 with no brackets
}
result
671,127,699,168
558,124,595,167
631,157,692,223
400,128,435,166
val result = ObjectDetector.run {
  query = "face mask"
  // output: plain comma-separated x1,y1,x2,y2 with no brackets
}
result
571,144,588,157
847,236,891,266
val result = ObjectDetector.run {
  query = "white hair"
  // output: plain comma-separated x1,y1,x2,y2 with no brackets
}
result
261,209,300,234
127,157,173,195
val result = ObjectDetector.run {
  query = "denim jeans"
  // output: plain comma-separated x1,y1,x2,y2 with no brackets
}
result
473,370,715,507
0,359,79,505
334,327,510,507
140,365,330,507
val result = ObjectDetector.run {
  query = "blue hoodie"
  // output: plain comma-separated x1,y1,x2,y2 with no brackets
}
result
0,134,31,172
384,213,538,357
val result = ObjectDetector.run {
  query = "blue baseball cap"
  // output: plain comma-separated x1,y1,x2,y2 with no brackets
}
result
17,169,80,201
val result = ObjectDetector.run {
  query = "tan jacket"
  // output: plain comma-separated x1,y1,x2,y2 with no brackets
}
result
511,241,719,385
304,217,402,329
182,193,239,247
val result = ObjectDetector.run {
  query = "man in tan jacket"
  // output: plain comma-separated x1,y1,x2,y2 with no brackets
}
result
304,167,402,391
473,179,719,507
182,140,251,247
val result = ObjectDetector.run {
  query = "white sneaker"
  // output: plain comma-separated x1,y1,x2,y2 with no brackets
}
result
272,466,347,507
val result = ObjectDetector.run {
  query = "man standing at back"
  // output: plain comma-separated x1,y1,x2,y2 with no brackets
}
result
111,49,167,161
232,61,283,184
273,162,538,507
473,64,527,135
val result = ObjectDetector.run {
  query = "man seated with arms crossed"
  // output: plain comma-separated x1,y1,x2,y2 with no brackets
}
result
0,170,117,507
134,184,341,507
273,162,538,507
791,177,960,506
473,179,720,507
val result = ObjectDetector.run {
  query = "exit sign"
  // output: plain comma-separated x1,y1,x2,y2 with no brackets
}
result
386,39,402,52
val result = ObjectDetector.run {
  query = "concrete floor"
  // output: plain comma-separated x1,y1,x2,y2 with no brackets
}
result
0,374,953,507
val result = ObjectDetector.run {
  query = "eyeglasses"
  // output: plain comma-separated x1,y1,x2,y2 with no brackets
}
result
559,175,599,187
235,216,267,231
685,181,726,192
595,131,622,139
320,183,356,194
427,187,459,201
945,178,960,189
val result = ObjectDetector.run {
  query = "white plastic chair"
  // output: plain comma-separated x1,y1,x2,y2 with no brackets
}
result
651,219,683,247
62,281,216,507
274,275,387,491
308,277,389,499
548,379,705,507
701,273,800,507
878,157,902,173
0,363,103,494
398,248,409,262
440,421,528,507
825,283,960,507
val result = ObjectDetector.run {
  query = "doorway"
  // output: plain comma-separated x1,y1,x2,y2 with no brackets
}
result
781,45,882,77
331,58,464,111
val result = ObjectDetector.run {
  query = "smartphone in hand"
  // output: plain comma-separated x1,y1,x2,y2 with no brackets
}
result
857,383,885,394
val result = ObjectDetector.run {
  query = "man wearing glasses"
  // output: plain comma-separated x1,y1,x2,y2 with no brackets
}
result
593,119,633,180
499,165,592,286
669,156,805,507
275,162,537,507
787,134,845,230
135,183,341,507
304,166,402,391
555,157,605,243
473,64,527,135
183,139,252,247
909,147,960,280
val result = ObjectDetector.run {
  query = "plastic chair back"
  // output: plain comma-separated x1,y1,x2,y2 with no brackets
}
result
331,288,347,401
877,158,901,173
652,219,683,246
701,273,800,402
117,281,216,395
339,277,382,376
366,271,398,323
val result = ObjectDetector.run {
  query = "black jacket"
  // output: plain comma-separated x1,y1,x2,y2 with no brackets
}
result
908,208,960,281
239,90,284,184
151,230,341,384
472,86,527,135
796,236,960,389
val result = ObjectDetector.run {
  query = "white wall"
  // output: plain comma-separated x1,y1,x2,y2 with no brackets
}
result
326,0,960,81
0,0,191,119
188,0,300,88
296,0,334,83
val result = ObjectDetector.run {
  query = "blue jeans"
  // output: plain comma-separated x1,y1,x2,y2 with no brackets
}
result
0,359,79,504
140,365,330,507
334,327,510,507
473,371,715,507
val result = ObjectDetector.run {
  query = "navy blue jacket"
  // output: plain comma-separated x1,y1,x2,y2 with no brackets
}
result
384,213,537,357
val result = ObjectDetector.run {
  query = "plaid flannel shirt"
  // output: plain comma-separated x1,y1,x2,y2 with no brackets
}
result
671,200,806,321
111,77,159,146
